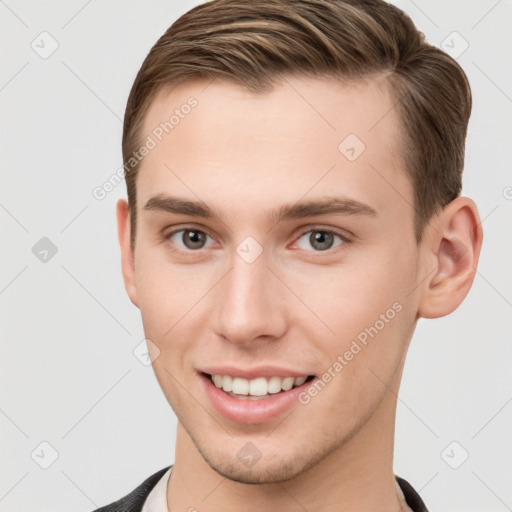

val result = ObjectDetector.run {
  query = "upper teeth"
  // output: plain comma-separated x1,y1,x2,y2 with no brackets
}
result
211,375,308,396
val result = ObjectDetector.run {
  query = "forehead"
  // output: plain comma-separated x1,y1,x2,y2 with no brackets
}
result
142,74,402,157
136,75,410,225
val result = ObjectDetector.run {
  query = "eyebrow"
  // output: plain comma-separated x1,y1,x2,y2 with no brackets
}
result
143,194,378,223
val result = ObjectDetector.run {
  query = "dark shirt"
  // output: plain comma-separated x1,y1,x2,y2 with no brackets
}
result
91,465,429,512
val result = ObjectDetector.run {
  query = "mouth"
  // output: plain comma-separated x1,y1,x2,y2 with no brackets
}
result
203,372,316,400
199,371,316,424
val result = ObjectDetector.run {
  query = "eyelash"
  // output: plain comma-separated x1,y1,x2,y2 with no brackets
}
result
162,225,351,255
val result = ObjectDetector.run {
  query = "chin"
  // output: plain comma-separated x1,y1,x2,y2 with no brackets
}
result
195,439,325,485
205,457,308,485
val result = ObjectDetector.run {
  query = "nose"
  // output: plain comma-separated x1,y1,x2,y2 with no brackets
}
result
213,247,287,347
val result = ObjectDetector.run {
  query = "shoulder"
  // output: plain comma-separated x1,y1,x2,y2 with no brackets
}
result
90,465,172,512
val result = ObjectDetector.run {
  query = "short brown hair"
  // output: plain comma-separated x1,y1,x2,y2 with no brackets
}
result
122,0,472,247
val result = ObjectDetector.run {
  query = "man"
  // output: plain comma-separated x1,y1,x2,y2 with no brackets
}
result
93,0,483,510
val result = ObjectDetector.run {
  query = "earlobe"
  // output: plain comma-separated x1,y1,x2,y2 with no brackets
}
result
418,197,483,319
116,198,139,308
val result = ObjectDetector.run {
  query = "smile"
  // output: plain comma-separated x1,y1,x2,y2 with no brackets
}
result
200,370,317,424
210,374,312,399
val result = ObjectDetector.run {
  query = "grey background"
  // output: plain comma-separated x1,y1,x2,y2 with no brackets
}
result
1,1,511,510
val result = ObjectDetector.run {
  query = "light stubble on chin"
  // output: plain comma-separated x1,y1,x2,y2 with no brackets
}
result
181,409,370,485
196,442,320,485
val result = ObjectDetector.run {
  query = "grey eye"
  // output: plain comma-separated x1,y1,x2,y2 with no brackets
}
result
170,229,211,250
296,230,343,251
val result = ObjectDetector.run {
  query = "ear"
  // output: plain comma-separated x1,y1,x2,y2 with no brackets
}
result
116,198,139,308
418,197,483,319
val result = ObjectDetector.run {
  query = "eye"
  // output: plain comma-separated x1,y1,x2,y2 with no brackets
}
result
294,229,346,252
165,228,214,251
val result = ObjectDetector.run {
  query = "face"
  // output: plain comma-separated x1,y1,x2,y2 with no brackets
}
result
122,75,427,484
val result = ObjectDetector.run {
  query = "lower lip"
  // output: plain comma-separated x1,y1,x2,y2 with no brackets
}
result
200,373,313,424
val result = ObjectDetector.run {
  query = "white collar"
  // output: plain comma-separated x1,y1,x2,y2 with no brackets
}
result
141,466,172,512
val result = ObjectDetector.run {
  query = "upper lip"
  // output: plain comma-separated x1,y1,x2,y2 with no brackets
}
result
200,366,314,380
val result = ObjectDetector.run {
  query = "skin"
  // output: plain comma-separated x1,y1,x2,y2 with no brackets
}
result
116,75,483,512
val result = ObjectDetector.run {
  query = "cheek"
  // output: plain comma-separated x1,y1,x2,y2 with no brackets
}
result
134,250,198,341
293,258,412,327
289,249,417,365
133,252,224,379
